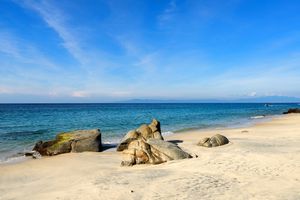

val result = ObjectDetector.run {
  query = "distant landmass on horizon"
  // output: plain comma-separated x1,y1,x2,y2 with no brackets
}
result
119,96,300,103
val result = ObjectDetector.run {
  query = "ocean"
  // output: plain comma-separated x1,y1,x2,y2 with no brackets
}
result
0,103,298,162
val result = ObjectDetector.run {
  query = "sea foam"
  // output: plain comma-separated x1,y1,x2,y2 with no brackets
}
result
250,115,265,119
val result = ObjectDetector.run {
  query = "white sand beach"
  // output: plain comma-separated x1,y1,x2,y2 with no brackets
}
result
1,114,300,200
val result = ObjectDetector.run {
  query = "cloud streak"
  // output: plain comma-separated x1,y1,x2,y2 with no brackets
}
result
0,30,58,69
157,0,177,26
18,0,87,64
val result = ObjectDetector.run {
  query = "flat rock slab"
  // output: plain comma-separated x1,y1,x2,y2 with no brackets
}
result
33,129,102,156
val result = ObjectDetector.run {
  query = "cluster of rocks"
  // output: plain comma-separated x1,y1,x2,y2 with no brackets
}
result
30,119,230,166
283,108,300,114
116,119,163,151
117,119,191,166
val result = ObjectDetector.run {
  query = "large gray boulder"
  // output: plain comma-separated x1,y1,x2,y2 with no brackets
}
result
117,119,164,151
197,134,229,148
121,138,191,166
33,129,102,156
147,139,191,160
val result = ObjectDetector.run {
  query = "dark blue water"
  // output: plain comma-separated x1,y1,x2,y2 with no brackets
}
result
0,103,298,162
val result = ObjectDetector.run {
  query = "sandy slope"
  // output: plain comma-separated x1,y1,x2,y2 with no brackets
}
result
1,114,300,200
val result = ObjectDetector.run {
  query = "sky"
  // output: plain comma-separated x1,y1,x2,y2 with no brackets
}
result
1,0,300,103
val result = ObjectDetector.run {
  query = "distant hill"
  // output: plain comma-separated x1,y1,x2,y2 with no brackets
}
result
234,96,300,103
118,99,223,103
118,96,300,103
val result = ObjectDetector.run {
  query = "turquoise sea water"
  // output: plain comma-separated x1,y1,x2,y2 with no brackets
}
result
0,103,299,162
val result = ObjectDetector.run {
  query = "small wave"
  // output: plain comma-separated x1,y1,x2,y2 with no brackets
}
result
250,115,265,119
0,154,28,164
264,104,273,107
162,131,174,136
102,141,114,145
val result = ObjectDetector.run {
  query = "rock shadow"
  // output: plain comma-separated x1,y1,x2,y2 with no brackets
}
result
101,143,118,151
167,140,183,145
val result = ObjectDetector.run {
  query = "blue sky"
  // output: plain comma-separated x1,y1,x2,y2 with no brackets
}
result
1,0,300,102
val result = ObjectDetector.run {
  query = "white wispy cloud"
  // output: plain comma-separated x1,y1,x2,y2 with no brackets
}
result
116,36,140,56
0,30,57,69
203,55,300,98
71,91,89,98
0,86,12,94
133,52,159,73
248,92,257,97
114,34,160,76
158,0,177,26
17,0,87,64
0,31,21,58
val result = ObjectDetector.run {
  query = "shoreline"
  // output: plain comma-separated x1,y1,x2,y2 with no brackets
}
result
0,113,286,163
0,113,280,165
172,114,279,134
1,114,300,199
172,113,280,137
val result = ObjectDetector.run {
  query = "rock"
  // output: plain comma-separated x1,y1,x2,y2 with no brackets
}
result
116,130,139,152
197,134,229,148
25,151,35,157
283,108,300,114
33,129,102,156
149,119,161,133
32,151,42,159
121,138,191,166
24,151,42,159
197,137,212,147
147,139,191,160
118,119,191,166
137,124,153,139
117,119,163,151
121,139,151,166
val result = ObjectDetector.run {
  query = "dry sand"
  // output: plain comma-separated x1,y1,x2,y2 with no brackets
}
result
1,114,300,200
